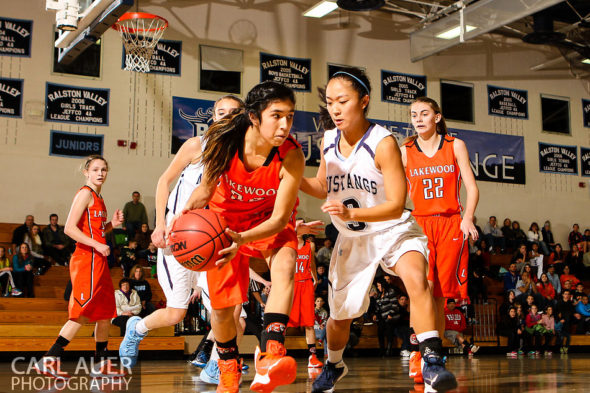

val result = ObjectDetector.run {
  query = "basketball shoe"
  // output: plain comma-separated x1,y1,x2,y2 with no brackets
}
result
250,340,297,393
217,359,242,393
311,361,348,393
308,353,323,368
421,350,457,392
200,359,220,384
191,350,210,368
34,357,71,380
409,351,423,384
119,316,146,368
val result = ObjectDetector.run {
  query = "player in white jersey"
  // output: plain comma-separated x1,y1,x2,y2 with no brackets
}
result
120,96,245,369
301,68,457,393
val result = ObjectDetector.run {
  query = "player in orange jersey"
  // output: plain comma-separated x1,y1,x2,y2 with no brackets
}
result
35,155,124,379
182,81,305,393
401,96,479,384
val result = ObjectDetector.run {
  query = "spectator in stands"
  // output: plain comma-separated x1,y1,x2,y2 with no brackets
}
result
566,244,584,277
560,265,580,288
524,303,543,356
511,244,529,272
394,294,412,358
42,214,72,266
144,242,158,278
468,256,488,304
373,279,399,357
583,229,590,254
573,283,586,302
546,265,561,295
504,263,520,293
12,243,34,297
483,216,505,254
315,264,329,300
501,218,516,250
316,238,333,266
522,294,536,315
134,223,152,258
24,224,51,275
499,306,523,357
511,221,527,247
540,305,556,355
574,294,590,334
537,273,556,309
542,221,557,253
0,246,21,296
528,222,550,256
11,215,35,255
122,191,148,240
548,244,566,274
556,290,575,353
500,290,518,317
472,217,484,246
112,278,142,336
120,239,138,278
444,299,479,355
129,265,155,317
520,264,536,283
568,224,584,252
470,238,492,277
314,296,328,358
515,271,543,307
528,243,544,280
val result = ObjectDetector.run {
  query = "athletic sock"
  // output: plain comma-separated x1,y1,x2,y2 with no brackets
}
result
418,336,444,358
308,343,317,355
261,313,289,350
135,319,148,335
216,337,239,361
94,341,108,362
327,348,344,364
46,336,70,357
201,339,214,355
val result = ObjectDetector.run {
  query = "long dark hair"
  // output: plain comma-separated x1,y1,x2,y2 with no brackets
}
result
318,67,371,130
201,82,295,182
405,96,448,144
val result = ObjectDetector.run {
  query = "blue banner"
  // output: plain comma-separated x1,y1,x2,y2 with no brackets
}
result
0,17,32,57
539,142,578,175
581,147,590,177
123,39,182,75
583,99,590,128
0,77,23,118
45,82,109,126
49,130,103,158
488,85,528,119
171,96,214,154
381,70,427,105
260,52,311,92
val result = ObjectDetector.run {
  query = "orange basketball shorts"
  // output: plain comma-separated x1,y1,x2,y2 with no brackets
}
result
288,279,315,328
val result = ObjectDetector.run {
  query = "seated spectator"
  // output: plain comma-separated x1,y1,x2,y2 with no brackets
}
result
511,244,529,272
144,242,158,278
499,306,523,357
501,218,516,250
537,273,556,308
373,279,399,357
520,264,537,283
11,215,35,255
41,214,72,266
134,223,152,256
504,263,520,293
573,283,586,302
568,224,584,253
393,294,412,358
521,294,536,315
111,278,142,336
566,244,584,277
24,224,51,275
512,221,527,246
315,264,329,300
120,240,138,277
515,272,543,307
560,265,580,288
527,222,549,256
444,298,479,355
129,265,155,317
548,244,566,274
524,304,543,356
575,294,590,334
556,290,575,353
542,221,557,253
483,215,505,254
528,243,544,279
500,290,518,317
314,296,328,358
562,280,574,297
122,191,148,240
540,305,556,355
582,229,590,254
546,265,561,295
0,246,21,296
316,238,333,266
12,243,34,297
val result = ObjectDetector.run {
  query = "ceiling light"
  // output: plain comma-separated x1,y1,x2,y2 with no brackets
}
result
303,1,338,18
436,25,477,40
583,59,590,65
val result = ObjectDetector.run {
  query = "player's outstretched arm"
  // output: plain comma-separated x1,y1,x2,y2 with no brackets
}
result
64,188,110,256
300,138,327,199
454,138,479,240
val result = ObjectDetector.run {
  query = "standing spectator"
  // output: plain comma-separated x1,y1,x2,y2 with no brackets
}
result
542,221,557,253
0,246,21,296
134,223,152,256
511,221,527,247
122,191,148,240
547,265,561,295
119,240,138,277
566,245,584,277
575,294,590,334
548,244,566,274
540,305,556,355
129,265,155,317
536,273,556,308
560,265,580,288
314,297,328,359
315,238,333,267
483,216,505,254
524,304,543,356
501,218,515,250
582,229,590,254
568,224,584,252
498,306,522,357
12,243,34,297
528,243,544,280
394,294,413,358
504,263,520,293
373,280,399,357
24,225,51,275
556,290,575,353
511,244,529,272
315,264,329,301
468,248,488,304
111,278,142,336
42,214,72,266
528,222,549,256
12,215,35,255
499,290,518,317
444,299,479,355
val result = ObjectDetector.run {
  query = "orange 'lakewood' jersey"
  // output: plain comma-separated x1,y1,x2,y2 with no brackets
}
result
404,136,462,217
294,240,313,281
209,135,300,231
74,186,107,255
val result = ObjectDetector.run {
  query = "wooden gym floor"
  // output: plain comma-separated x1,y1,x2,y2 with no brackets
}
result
3,354,590,392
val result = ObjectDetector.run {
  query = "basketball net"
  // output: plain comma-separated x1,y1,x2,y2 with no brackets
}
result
113,13,168,73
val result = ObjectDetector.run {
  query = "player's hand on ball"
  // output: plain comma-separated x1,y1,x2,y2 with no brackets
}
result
321,200,351,220
151,225,167,249
296,220,324,236
111,209,124,227
216,228,242,266
95,243,110,257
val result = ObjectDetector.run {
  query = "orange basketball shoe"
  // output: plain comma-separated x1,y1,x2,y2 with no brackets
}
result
308,353,323,368
217,359,242,393
409,351,423,384
250,340,297,393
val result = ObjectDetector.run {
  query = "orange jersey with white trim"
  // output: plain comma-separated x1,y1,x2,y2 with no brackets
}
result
209,135,300,232
294,240,313,281
404,136,462,217
73,186,107,255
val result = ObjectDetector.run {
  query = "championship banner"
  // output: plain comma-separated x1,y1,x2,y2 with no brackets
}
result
0,17,32,57
0,77,23,118
539,142,578,175
171,96,214,154
45,83,109,126
381,70,427,105
583,99,590,128
260,52,311,92
49,130,103,158
488,85,528,119
580,147,590,177
123,39,181,75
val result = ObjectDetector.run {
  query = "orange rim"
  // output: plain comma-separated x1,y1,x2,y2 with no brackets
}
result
112,12,168,33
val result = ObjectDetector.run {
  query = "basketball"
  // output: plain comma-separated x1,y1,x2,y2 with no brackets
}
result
167,209,232,271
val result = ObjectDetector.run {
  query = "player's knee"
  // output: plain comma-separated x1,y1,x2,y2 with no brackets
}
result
166,309,186,325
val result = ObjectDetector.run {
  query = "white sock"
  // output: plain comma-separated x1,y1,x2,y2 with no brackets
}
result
416,330,439,343
327,348,344,364
135,319,148,335
211,344,220,361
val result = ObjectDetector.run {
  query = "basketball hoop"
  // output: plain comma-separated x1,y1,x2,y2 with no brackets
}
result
112,12,168,73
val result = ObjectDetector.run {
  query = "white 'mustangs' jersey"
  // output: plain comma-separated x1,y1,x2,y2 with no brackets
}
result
323,124,411,237
166,137,204,217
